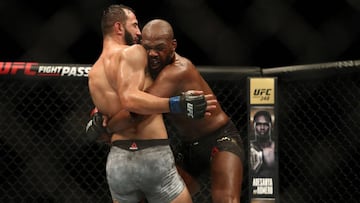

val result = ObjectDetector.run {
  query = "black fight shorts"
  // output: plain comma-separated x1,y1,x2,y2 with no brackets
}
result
177,120,245,176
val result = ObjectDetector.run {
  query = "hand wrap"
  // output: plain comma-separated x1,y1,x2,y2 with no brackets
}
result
250,144,263,173
169,91,207,119
85,107,110,142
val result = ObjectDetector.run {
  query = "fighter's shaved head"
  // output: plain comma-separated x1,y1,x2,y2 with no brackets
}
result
142,19,174,40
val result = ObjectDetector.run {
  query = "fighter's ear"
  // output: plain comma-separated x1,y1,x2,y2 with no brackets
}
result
172,39,177,50
114,22,123,34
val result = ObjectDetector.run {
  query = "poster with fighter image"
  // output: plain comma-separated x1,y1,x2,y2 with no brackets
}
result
248,77,278,202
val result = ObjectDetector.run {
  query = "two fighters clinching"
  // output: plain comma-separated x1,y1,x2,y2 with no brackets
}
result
85,90,208,142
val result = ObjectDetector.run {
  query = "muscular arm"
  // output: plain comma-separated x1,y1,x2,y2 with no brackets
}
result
145,64,187,97
106,65,180,132
106,57,211,132
107,110,147,132
146,62,217,117
114,45,172,115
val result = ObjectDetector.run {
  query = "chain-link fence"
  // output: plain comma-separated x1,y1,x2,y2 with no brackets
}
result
1,60,360,203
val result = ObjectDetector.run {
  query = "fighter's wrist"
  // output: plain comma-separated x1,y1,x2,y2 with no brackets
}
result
169,96,182,113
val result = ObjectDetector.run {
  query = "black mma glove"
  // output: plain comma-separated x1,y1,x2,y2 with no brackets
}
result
85,107,110,142
169,91,207,119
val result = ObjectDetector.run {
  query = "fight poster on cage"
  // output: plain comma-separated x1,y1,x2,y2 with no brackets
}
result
248,77,278,203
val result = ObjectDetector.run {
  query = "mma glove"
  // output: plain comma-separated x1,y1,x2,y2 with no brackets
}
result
85,107,110,142
169,91,207,119
250,144,263,173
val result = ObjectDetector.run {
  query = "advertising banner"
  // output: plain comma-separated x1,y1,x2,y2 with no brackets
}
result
248,77,278,203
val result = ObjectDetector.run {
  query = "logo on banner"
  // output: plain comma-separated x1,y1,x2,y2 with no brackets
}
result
248,77,278,202
250,78,275,104
0,62,91,77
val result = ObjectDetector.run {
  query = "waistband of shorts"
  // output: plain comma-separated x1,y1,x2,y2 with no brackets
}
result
184,120,235,145
111,139,169,151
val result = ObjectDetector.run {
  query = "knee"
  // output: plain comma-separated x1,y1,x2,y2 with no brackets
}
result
212,192,240,203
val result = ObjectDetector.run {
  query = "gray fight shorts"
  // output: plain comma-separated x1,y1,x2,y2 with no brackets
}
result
106,139,185,203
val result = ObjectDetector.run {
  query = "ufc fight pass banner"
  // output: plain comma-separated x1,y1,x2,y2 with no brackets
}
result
0,62,91,78
248,77,278,203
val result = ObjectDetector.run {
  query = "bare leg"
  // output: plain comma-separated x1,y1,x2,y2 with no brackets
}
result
211,151,243,203
176,165,200,195
170,185,193,203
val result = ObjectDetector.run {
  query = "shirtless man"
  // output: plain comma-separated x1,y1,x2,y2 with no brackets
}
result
250,110,275,177
107,19,245,203
87,5,214,203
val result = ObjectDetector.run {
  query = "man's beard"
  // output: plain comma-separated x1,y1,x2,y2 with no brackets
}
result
124,29,139,45
255,132,271,143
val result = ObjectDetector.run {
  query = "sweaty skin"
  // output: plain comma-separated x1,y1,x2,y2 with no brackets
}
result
146,53,229,140
89,6,193,203
88,10,170,141
108,19,244,203
89,44,169,140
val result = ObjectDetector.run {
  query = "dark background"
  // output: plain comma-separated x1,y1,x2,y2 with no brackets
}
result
1,0,359,68
1,1,360,202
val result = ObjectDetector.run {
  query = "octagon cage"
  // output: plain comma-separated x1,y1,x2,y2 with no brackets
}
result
1,60,360,203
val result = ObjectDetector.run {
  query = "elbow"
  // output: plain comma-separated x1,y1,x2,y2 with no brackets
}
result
120,95,134,112
119,92,140,113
